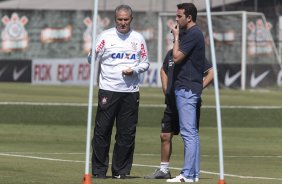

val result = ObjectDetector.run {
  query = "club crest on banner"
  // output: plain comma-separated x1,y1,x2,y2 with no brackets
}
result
1,12,29,52
247,19,273,56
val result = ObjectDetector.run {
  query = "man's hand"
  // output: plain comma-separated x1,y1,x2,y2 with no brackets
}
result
170,24,179,41
122,68,134,76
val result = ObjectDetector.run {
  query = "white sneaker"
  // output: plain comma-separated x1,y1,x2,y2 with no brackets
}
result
194,177,199,182
166,174,194,182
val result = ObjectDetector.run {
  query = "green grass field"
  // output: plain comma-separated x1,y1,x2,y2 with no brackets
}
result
1,83,282,184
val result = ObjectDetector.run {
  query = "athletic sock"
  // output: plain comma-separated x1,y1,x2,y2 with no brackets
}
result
160,162,169,173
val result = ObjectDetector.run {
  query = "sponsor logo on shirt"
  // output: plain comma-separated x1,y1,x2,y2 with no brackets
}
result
111,53,137,60
96,40,105,52
140,43,147,58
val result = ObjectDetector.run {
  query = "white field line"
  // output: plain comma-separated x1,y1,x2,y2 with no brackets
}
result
0,152,282,181
0,153,84,163
1,102,282,109
1,152,282,158
134,164,282,181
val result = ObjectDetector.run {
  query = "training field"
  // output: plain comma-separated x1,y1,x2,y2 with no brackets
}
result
0,83,282,184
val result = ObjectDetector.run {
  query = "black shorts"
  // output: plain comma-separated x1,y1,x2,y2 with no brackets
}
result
161,104,179,134
161,98,202,134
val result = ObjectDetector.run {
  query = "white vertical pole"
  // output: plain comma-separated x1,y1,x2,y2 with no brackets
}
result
83,0,99,183
241,11,247,91
279,16,282,66
157,14,163,87
204,0,225,183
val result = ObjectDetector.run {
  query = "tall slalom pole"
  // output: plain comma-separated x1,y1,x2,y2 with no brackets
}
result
82,0,99,184
204,0,226,184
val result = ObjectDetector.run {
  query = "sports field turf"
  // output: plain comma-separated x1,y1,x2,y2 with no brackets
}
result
0,83,282,184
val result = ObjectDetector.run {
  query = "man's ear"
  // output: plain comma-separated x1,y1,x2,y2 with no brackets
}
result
128,16,133,24
186,15,191,22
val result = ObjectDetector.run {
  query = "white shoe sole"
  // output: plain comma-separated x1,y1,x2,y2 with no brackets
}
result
166,178,194,182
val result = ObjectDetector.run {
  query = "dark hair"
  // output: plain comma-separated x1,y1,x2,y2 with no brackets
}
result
115,4,133,17
177,3,197,22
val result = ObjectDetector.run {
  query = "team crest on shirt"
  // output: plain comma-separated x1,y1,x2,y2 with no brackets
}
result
131,42,137,50
101,97,108,105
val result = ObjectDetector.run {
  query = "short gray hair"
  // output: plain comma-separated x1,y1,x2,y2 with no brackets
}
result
115,4,133,17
